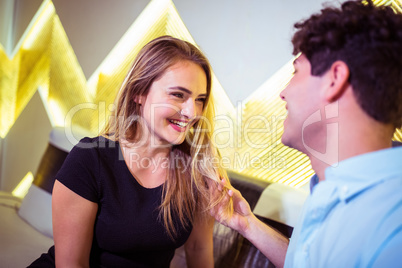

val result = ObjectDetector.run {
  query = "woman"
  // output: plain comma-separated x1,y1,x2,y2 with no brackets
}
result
29,36,232,267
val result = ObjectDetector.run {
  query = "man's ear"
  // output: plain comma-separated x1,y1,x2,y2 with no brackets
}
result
325,60,350,102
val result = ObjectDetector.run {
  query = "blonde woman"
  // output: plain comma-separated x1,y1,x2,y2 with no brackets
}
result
29,36,231,268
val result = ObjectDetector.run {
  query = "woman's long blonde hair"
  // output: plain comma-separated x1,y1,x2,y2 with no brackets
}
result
102,35,232,239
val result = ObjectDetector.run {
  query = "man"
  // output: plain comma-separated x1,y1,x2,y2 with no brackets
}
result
211,1,402,267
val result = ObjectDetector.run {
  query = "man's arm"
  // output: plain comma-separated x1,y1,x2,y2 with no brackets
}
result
211,180,289,268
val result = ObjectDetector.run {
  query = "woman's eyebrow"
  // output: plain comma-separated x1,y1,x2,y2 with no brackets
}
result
168,86,207,97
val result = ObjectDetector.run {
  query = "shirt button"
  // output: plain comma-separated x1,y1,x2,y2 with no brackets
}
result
339,185,348,200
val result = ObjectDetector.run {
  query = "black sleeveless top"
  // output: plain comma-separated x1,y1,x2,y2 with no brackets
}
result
29,136,192,268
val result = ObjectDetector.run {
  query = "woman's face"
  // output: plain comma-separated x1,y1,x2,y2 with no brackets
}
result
139,60,208,147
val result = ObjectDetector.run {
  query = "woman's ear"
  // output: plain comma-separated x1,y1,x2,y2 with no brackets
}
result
325,60,350,102
134,95,144,105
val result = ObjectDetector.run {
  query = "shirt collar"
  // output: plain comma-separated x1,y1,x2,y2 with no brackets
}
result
323,147,402,202
309,174,319,194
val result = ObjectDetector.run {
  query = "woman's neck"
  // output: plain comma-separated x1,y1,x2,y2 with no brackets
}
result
120,139,171,188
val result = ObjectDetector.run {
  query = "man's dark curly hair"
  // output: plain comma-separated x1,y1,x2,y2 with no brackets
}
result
292,0,402,128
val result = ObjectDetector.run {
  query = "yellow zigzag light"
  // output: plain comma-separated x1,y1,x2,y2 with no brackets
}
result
0,0,88,138
372,0,402,12
230,60,315,188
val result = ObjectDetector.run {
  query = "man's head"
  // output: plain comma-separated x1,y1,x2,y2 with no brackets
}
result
291,0,402,128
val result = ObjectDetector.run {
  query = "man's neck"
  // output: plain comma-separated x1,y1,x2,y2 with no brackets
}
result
308,122,393,182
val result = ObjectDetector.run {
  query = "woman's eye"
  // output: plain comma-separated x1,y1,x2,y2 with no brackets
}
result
172,93,183,98
196,98,206,103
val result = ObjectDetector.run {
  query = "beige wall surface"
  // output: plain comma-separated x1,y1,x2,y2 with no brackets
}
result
0,92,52,192
0,0,14,54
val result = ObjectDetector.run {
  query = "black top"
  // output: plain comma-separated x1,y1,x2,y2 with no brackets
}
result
29,136,192,268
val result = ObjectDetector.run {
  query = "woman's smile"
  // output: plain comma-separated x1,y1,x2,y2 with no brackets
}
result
168,118,191,132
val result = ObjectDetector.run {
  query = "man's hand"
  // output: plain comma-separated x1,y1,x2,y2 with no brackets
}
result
209,178,289,268
210,179,253,235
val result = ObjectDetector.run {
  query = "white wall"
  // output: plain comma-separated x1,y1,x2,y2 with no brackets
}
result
0,0,14,54
174,0,334,104
0,138,3,189
0,92,52,192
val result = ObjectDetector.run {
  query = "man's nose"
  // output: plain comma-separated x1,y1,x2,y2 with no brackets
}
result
280,88,286,101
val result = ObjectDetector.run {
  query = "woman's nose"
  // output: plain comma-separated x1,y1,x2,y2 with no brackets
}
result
180,99,196,119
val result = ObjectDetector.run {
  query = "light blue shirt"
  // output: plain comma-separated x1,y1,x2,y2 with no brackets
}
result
284,147,402,268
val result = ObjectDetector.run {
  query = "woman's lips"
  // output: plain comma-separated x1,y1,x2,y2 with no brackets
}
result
168,119,190,132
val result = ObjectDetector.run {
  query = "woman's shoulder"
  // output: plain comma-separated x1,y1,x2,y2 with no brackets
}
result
70,136,121,166
74,136,119,150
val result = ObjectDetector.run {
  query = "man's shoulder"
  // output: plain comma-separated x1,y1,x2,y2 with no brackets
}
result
358,188,402,267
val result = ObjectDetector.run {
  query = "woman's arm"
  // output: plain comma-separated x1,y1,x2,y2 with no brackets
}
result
52,180,98,268
184,214,215,268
